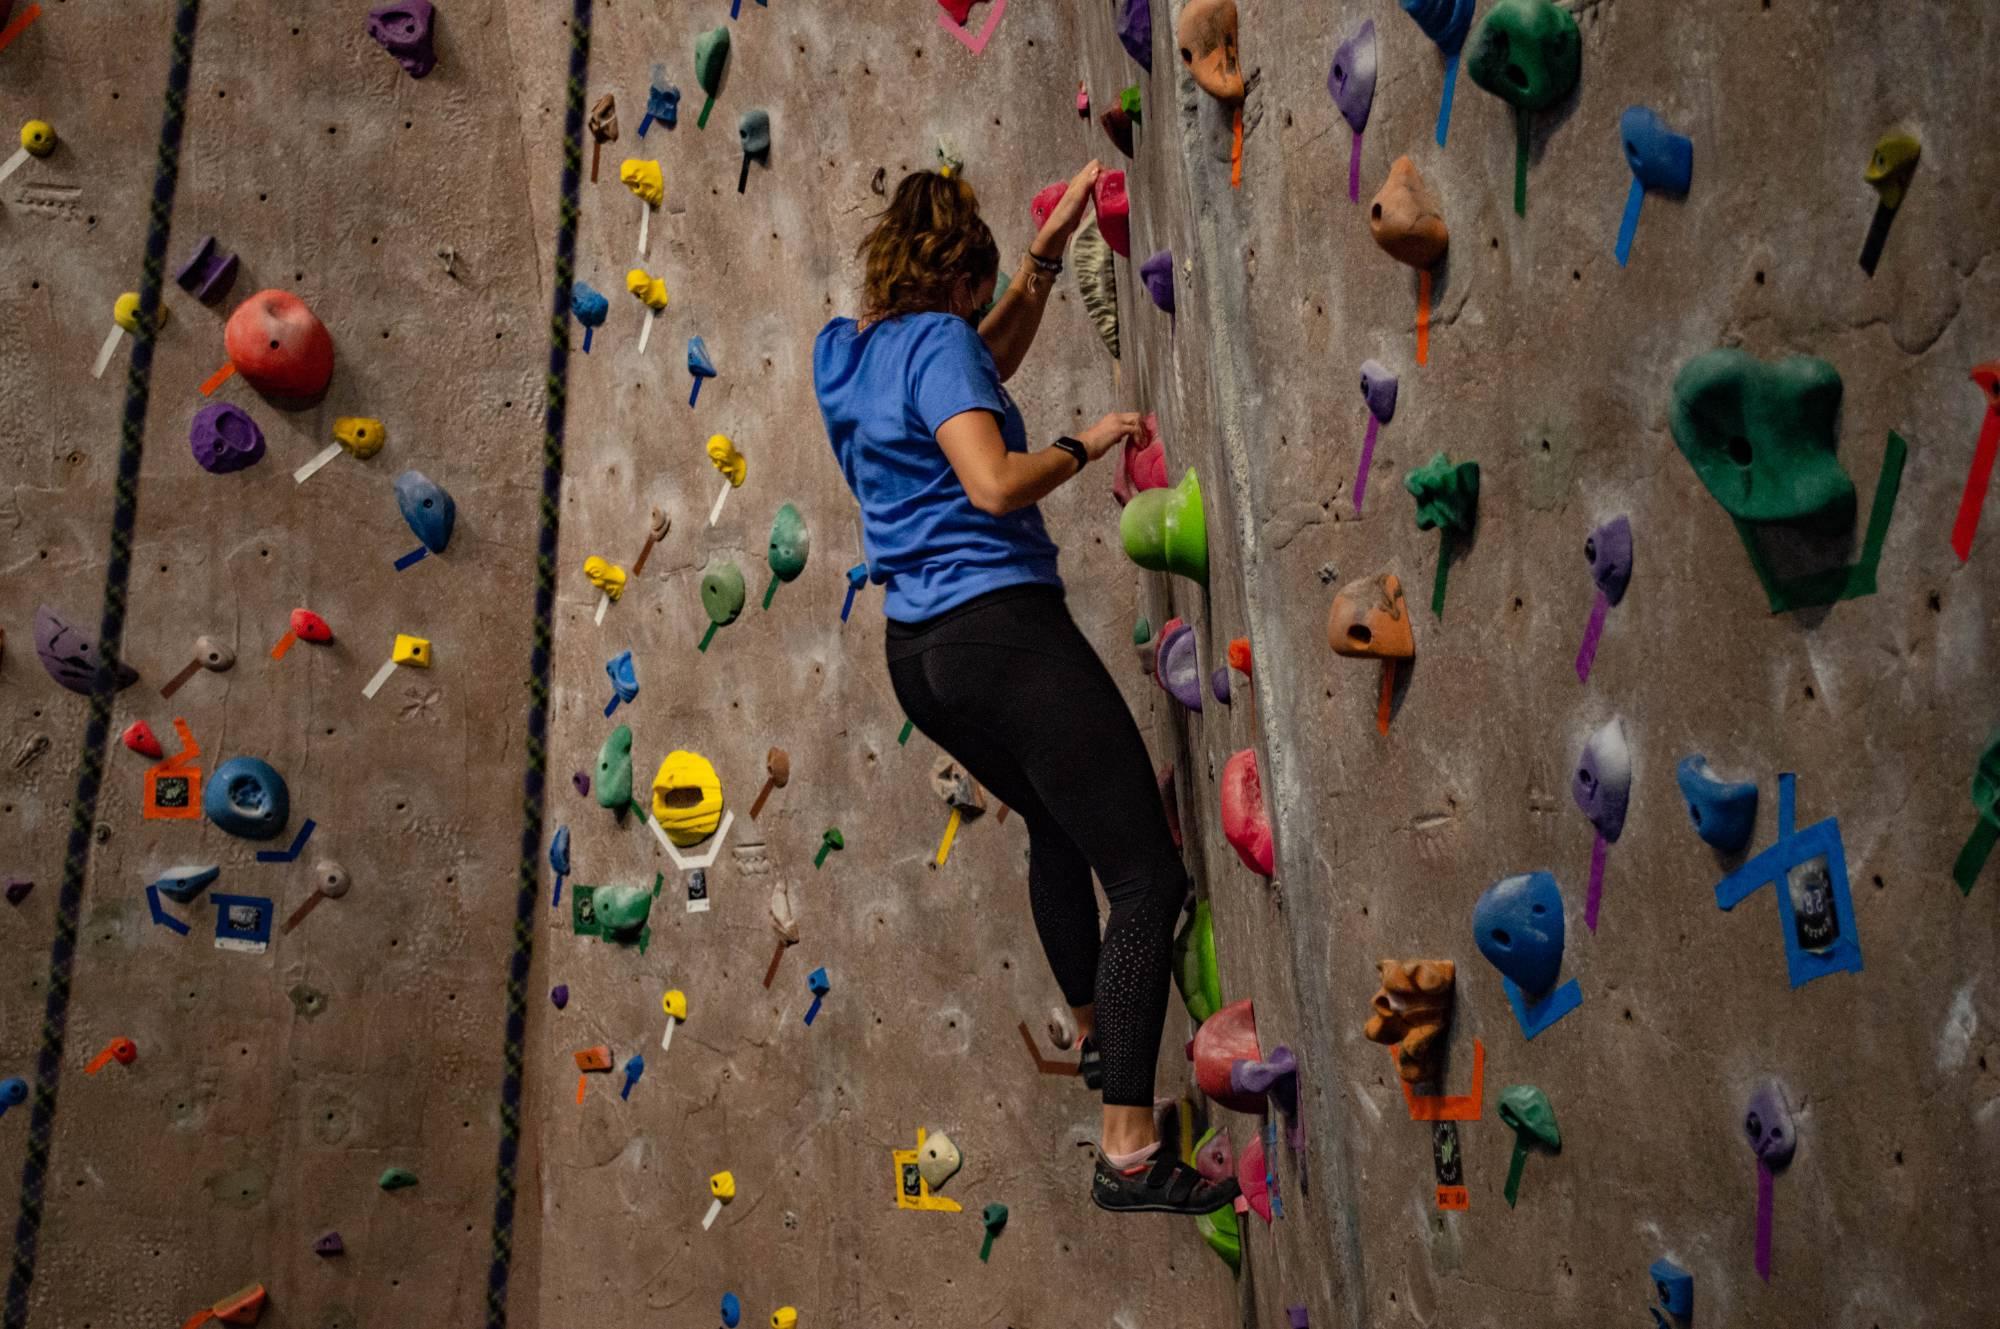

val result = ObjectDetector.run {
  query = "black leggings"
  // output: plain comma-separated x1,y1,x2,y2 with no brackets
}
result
888,584,1185,1108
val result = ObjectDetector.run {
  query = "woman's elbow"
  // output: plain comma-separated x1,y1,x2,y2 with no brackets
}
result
967,486,1017,517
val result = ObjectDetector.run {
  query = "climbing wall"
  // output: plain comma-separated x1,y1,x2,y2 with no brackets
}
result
1079,1,2000,1326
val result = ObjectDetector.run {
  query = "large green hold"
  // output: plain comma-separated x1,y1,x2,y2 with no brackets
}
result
1466,0,1580,112
768,504,810,583
594,725,633,811
701,561,747,626
1172,899,1223,1024
1119,469,1207,585
695,26,730,96
1972,731,2000,821
1405,452,1480,534
572,875,662,952
1670,349,1857,532
1498,1084,1561,1148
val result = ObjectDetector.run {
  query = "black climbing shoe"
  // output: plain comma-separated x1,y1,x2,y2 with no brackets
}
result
1077,1037,1103,1091
1091,1149,1240,1216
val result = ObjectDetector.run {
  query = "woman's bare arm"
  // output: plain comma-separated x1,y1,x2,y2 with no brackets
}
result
977,159,1104,383
935,408,1142,516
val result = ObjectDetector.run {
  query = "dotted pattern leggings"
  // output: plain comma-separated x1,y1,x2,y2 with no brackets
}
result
888,584,1186,1108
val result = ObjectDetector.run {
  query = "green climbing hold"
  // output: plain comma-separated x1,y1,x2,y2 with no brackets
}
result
1119,84,1143,123
1405,452,1480,534
594,725,634,812
702,561,747,627
1670,349,1857,532
1466,0,1580,113
1172,899,1222,1024
1497,1083,1561,1207
694,26,731,129
767,504,810,583
979,1202,1009,1262
1119,469,1208,585
1133,616,1152,645
1973,732,2000,819
379,1167,419,1191
572,875,663,952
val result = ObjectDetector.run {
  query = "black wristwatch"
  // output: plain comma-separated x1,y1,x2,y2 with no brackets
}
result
1051,437,1088,471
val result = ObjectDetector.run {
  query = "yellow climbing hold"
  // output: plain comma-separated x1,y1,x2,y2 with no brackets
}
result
391,634,432,668
112,292,165,334
20,120,55,157
334,417,387,459
584,556,628,602
619,157,664,207
626,268,669,311
706,434,747,488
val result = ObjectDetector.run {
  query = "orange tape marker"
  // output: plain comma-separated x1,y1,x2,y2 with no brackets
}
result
1230,108,1244,189
268,630,298,661
1376,662,1395,736
198,361,236,396
1415,270,1432,366
1395,1038,1484,1121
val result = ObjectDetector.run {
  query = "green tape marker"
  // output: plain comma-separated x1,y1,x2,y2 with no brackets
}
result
1514,109,1530,217
898,719,914,746
1736,432,1909,614
698,622,719,653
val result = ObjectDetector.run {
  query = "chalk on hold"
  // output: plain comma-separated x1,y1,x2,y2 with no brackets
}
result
1370,157,1448,268
174,236,240,304
1329,18,1377,134
151,864,219,904
203,756,291,841
694,26,730,128
651,751,725,847
1573,718,1632,842
1156,623,1202,711
35,605,139,695
394,470,457,553
1094,170,1130,258
221,290,335,401
379,1167,419,1190
189,402,267,475
594,726,634,811
1119,469,1207,584
1744,1080,1796,1171
1676,755,1758,852
917,1130,963,1191
334,416,387,459
366,2,436,78
1363,959,1454,1083
1219,750,1274,876
707,434,747,487
1177,0,1244,103
1670,350,1855,531
1114,0,1151,69
1585,515,1633,605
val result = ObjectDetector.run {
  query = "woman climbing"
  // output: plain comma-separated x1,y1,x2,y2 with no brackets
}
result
813,164,1237,1217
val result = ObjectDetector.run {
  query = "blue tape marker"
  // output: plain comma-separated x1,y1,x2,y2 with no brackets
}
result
1713,773,1862,988
841,563,867,622
394,545,429,571
211,893,275,950
1434,50,1460,148
145,884,191,936
1615,178,1644,267
731,0,742,17
1263,1118,1282,1219
1501,975,1583,1039
255,817,316,863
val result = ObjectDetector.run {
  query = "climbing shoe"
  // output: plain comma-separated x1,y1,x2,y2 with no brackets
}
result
1091,1149,1240,1215
1077,1037,1103,1091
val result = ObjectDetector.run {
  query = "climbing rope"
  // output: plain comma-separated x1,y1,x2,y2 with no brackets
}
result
484,2,593,1324
4,4,202,1324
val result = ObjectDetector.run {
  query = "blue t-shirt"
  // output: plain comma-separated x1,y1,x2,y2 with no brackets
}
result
813,313,1062,622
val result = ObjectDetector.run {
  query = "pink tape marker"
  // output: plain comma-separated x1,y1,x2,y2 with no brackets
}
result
937,0,1006,54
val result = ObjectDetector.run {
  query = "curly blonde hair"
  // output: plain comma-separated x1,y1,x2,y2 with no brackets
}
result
858,171,1000,322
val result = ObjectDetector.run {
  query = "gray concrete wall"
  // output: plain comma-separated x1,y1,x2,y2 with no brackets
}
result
1,1,1993,1327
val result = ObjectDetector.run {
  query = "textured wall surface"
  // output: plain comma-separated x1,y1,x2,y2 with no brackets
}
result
2,1,1994,1328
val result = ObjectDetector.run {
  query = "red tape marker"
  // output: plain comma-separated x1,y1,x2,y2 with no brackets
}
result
1949,363,2000,562
0,5,42,56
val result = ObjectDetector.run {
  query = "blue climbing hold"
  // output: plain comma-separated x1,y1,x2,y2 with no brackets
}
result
204,756,292,841
1676,755,1758,852
1621,106,1693,195
1472,871,1565,996
721,1292,742,1327
395,470,456,554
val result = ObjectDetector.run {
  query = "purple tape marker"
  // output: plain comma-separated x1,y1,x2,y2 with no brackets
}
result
1754,1160,1774,1281
1585,832,1607,931
1575,590,1609,682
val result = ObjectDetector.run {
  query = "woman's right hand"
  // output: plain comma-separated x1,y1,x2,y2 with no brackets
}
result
1032,160,1105,256
1074,411,1143,461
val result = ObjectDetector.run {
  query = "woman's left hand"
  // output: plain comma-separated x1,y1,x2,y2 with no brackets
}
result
1032,160,1104,256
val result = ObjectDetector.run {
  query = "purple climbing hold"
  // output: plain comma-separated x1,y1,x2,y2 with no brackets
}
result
1360,359,1399,424
1114,0,1152,71
1287,1309,1310,1329
1585,514,1633,605
572,771,591,797
313,1231,345,1257
1139,250,1175,315
34,605,139,696
189,402,267,475
1159,624,1203,712
1329,18,1378,133
366,1,438,79
173,235,239,305
1211,665,1231,705
4,879,31,907
551,984,570,1010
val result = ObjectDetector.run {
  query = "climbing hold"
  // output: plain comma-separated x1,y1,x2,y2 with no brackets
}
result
588,93,618,178
1110,416,1166,510
1100,107,1134,158
1671,350,1854,530
978,1202,1008,1261
573,877,661,948
619,157,664,207
1190,998,1265,1114
203,756,291,841
1139,250,1174,314
737,109,771,192
390,634,431,668
18,119,53,157
1172,898,1222,1023
1370,157,1448,268
573,1044,614,1073
550,984,570,1010
1676,755,1758,852
313,1231,344,1257
1029,181,1067,230
1467,0,1579,112
379,1167,418,1191
720,1294,741,1328
151,864,220,904
626,268,669,311
571,282,609,351
770,1309,798,1329
638,75,680,136
1744,1080,1796,1170
1210,666,1231,704
1236,1131,1271,1223
1219,750,1274,876
694,25,730,129
1194,1181,1242,1271
394,469,457,553
814,827,844,868
1497,1084,1560,1207
1406,452,1479,534
1114,0,1151,70
594,726,634,811
1119,469,1207,584
687,335,717,403
1177,0,1244,103
584,556,627,602
174,236,239,304
602,652,638,717
1228,638,1252,674
1585,515,1633,604
34,605,138,695
1622,105,1693,194
188,402,267,475
1364,959,1455,1084
1329,18,1377,133
333,416,386,459
701,560,747,634
1651,1258,1694,1321
1573,718,1632,842
112,291,164,335
1157,624,1203,712
765,503,809,606
366,2,436,78
123,721,164,758
1194,1126,1232,1182
223,290,335,401
918,1131,963,1190
1072,215,1119,360
1866,132,1921,211
291,609,334,644
189,636,234,675
707,434,747,487
1094,170,1130,258
1361,361,1398,425
651,751,725,847
1473,871,1583,1038
1326,572,1415,659
313,859,350,900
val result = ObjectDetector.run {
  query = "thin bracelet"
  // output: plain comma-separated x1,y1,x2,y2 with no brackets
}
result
1027,249,1063,276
